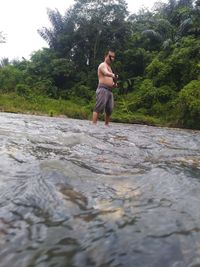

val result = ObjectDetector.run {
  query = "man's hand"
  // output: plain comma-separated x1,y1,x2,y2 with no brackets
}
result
113,74,118,84
113,82,118,88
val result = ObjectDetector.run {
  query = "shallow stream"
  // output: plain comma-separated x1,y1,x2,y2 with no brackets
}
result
0,112,200,267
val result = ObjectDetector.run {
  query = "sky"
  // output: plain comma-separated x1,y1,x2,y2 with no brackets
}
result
0,0,166,61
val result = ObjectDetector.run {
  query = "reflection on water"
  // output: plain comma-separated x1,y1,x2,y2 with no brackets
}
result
0,112,200,267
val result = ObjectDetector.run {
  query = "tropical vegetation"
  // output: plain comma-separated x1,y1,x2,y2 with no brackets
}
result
0,0,200,129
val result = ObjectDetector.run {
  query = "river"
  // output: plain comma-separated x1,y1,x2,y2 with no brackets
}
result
0,112,200,267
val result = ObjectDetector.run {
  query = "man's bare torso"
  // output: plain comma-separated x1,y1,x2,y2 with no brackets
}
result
98,62,114,88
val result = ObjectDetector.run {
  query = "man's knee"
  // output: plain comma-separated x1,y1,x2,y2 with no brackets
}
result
105,104,113,116
105,108,113,116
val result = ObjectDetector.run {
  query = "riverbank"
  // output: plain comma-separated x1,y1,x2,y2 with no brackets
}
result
0,92,195,130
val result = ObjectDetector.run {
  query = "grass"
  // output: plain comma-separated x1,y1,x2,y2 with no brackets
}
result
0,92,170,127
0,93,92,120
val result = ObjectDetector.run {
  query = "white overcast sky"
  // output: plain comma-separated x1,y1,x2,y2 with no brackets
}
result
0,0,166,61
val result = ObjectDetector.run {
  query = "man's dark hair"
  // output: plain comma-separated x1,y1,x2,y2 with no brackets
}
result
104,49,115,57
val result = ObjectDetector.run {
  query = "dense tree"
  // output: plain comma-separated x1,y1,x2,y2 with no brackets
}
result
0,0,199,129
176,79,200,129
38,0,130,70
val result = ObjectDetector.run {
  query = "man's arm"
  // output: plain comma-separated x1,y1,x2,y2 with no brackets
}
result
99,63,115,78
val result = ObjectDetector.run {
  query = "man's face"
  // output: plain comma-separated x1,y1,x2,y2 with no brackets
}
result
107,52,115,63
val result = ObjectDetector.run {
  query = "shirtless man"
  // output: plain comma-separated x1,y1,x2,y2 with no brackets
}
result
92,49,118,125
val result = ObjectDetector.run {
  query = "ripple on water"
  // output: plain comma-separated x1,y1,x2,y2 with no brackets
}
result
0,112,200,266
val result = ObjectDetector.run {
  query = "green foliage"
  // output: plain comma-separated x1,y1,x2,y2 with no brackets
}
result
69,84,93,102
38,0,130,70
168,36,200,88
0,65,24,92
0,0,199,129
145,36,200,89
176,79,200,129
112,108,161,125
25,49,76,98
137,79,158,109
146,58,172,86
0,93,91,120
15,84,31,97
121,79,177,118
122,47,152,79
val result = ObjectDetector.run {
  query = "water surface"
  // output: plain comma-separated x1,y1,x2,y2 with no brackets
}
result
0,112,200,267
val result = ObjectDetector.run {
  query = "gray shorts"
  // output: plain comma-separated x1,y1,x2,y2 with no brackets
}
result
94,86,114,115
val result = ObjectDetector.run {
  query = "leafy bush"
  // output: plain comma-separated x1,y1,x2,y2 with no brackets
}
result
0,65,24,92
137,79,158,109
154,85,177,103
146,58,171,86
15,84,31,97
176,79,200,129
69,84,93,102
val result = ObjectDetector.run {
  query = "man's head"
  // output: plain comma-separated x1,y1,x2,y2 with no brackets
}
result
104,49,115,64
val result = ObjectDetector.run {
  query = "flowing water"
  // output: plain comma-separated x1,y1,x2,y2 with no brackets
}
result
0,112,200,267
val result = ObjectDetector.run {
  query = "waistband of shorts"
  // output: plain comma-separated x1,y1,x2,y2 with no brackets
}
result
98,83,112,91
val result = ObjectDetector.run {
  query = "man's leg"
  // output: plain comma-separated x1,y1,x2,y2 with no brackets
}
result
105,113,110,125
92,111,99,124
105,92,113,126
